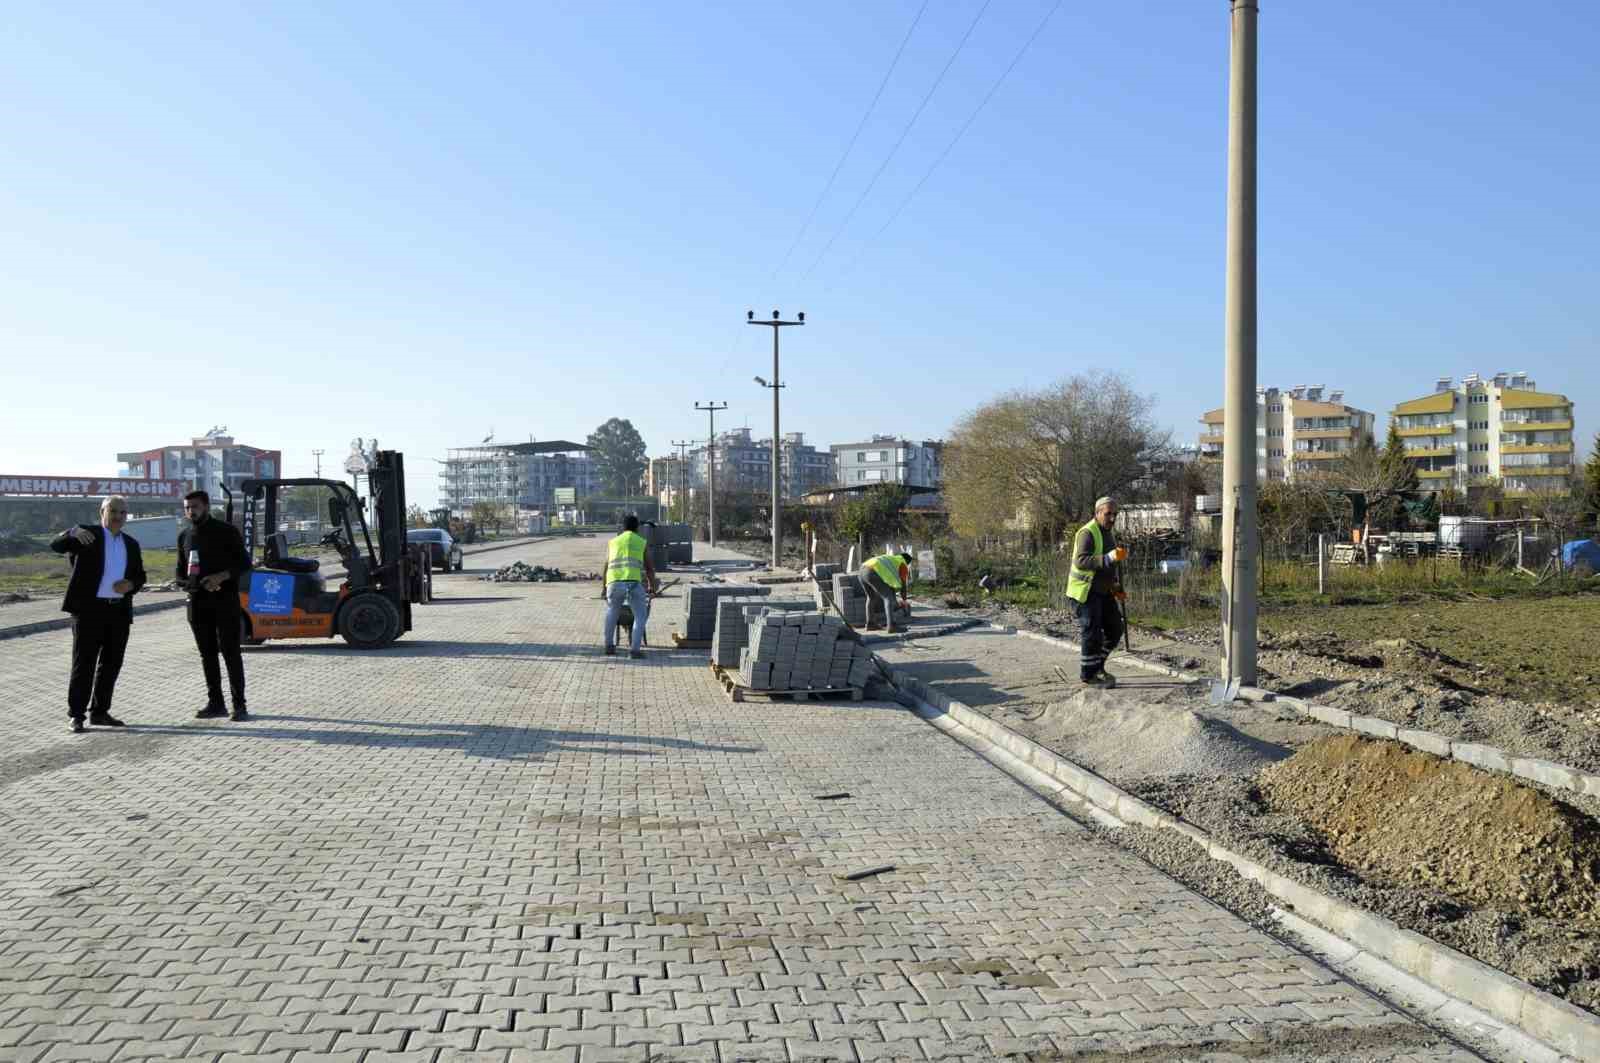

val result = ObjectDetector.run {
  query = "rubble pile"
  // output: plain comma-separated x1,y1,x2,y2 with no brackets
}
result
481,561,595,583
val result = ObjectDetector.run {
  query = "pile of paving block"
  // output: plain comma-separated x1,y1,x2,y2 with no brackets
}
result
711,595,814,668
682,584,769,641
828,571,901,627
810,563,840,608
737,611,875,692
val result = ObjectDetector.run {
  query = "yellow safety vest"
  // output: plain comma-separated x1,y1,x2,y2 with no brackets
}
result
867,554,906,590
1065,520,1104,604
606,531,647,587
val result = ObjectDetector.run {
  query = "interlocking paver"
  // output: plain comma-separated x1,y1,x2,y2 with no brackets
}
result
0,540,1488,1062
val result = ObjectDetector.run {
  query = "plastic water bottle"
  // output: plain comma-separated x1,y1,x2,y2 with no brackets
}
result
187,549,201,584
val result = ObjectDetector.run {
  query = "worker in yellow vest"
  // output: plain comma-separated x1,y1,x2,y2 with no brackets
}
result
1065,497,1126,688
858,551,913,633
603,514,658,658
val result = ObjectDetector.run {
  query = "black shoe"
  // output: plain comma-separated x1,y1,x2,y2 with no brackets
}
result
230,707,251,722
629,650,644,659
89,713,125,727
71,719,87,734
604,646,616,656
196,704,228,719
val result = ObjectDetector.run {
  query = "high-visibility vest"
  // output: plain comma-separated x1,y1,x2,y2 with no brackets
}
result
1065,520,1105,604
606,531,647,587
866,554,907,590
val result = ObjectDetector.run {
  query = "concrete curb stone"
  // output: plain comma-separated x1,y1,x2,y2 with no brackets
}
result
886,659,1600,1062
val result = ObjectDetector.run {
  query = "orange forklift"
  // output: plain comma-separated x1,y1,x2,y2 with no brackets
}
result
226,449,427,649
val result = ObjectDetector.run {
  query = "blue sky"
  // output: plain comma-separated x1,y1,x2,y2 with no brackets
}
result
3,1,1596,505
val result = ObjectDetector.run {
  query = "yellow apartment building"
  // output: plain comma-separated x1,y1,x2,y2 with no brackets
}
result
1390,372,1575,497
1198,385,1376,482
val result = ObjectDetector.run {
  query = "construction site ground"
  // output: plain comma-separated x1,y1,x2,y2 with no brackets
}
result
2,535,1517,1062
871,613,1600,1019
961,593,1600,776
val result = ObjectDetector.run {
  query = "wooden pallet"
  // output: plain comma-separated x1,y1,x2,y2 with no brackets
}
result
671,632,711,649
711,664,863,703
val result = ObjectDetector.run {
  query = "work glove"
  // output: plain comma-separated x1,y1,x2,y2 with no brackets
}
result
1114,590,1127,602
1105,547,1128,564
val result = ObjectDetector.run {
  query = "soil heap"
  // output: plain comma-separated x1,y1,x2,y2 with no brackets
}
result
1261,734,1600,922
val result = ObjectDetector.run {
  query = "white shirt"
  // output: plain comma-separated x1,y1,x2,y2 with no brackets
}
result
96,527,128,599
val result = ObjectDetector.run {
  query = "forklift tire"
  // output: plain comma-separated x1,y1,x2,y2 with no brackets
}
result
240,615,266,647
337,594,403,649
440,554,453,574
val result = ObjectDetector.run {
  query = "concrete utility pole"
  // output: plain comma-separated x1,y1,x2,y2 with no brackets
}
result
694,401,729,547
670,440,691,523
311,449,324,478
749,310,804,569
1220,0,1259,685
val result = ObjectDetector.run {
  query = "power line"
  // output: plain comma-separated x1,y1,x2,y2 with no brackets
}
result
830,0,1065,288
770,0,931,281
801,0,994,280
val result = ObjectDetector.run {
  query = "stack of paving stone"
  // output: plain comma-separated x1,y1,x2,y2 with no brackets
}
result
682,583,769,641
831,572,869,627
737,612,874,691
659,523,695,564
811,563,840,609
711,596,813,668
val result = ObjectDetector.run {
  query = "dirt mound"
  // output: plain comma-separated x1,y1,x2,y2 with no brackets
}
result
1261,735,1600,922
1033,692,1290,781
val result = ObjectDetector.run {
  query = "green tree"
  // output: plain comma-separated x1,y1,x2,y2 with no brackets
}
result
586,418,648,496
1379,421,1420,493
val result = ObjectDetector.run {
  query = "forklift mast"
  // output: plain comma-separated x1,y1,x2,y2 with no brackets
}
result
366,450,413,632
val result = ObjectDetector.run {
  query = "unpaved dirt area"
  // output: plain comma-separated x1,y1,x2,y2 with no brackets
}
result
882,628,1600,1016
960,596,1600,776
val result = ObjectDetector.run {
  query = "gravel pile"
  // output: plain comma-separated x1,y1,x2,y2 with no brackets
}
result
480,562,593,583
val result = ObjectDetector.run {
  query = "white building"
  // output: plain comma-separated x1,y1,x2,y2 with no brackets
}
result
829,436,943,488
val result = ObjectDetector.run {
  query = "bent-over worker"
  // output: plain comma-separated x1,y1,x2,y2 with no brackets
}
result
859,551,912,633
1066,496,1125,688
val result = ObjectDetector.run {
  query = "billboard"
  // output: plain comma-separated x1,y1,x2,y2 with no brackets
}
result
0,476,189,499
553,487,577,504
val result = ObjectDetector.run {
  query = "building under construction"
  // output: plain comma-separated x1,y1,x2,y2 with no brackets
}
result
438,440,596,517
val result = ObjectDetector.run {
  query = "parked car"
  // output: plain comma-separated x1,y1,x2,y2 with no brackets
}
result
406,528,464,573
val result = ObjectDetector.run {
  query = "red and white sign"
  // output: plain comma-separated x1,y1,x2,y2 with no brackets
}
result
0,476,189,499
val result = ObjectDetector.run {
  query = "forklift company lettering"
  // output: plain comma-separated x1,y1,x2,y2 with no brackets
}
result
0,476,187,498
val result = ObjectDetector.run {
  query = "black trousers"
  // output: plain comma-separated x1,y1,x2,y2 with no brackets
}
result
68,601,132,719
1075,591,1123,680
188,595,246,705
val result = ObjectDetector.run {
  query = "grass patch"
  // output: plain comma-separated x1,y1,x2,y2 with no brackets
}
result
0,549,180,594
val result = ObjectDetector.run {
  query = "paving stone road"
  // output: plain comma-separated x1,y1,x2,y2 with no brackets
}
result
0,537,1485,1061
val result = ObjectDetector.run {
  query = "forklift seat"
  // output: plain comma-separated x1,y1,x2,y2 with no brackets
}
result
263,532,320,574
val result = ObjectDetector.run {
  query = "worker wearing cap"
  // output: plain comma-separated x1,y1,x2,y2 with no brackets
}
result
602,514,658,658
859,551,912,633
1066,496,1125,688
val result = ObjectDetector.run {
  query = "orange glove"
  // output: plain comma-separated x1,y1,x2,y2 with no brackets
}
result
1105,547,1128,563
1114,590,1127,602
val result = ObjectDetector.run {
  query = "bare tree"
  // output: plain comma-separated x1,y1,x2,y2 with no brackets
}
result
945,372,1169,543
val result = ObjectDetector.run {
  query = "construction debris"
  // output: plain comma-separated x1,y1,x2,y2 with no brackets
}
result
480,561,595,583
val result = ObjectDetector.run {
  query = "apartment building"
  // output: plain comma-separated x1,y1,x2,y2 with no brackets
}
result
685,429,834,500
118,429,281,496
1390,372,1575,496
829,436,943,488
1198,386,1375,481
438,440,598,514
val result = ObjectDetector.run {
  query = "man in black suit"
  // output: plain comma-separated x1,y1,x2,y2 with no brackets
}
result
51,495,147,733
178,490,251,721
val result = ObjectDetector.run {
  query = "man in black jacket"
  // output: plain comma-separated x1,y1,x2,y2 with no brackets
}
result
52,495,147,733
177,490,252,721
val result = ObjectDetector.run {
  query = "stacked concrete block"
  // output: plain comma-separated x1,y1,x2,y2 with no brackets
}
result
682,583,769,641
736,611,875,692
831,573,868,627
710,596,812,668
812,563,840,610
